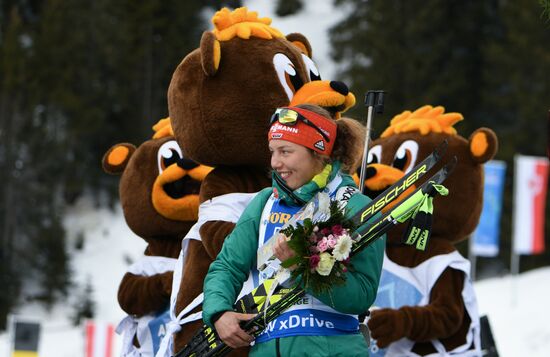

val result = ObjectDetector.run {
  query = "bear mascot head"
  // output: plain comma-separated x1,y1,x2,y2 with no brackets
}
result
363,105,498,356
168,7,356,167
166,7,357,354
102,118,211,355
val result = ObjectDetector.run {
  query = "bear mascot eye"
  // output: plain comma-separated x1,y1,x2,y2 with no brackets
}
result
301,54,321,81
392,140,418,173
273,53,305,101
367,145,382,165
158,140,184,173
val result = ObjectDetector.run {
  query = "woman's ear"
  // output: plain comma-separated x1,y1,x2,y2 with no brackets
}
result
286,33,312,57
468,128,498,164
102,143,136,174
200,31,221,76
312,151,331,167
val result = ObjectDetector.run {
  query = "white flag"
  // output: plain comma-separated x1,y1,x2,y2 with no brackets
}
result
85,320,115,357
512,155,549,254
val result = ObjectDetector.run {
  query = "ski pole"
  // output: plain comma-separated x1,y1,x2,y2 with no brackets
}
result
358,90,385,194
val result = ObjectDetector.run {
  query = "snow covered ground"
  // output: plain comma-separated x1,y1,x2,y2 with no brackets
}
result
0,198,147,357
475,268,550,357
0,196,549,357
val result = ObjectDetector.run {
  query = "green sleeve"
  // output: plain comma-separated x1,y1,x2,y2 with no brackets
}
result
309,192,385,314
202,189,272,327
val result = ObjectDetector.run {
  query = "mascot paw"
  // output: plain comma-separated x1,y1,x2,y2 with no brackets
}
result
160,271,174,296
368,308,408,348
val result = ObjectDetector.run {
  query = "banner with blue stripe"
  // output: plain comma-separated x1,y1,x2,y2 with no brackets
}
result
472,160,506,257
255,308,359,343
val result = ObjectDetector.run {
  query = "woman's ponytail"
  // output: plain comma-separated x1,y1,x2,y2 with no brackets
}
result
293,104,366,173
332,118,365,174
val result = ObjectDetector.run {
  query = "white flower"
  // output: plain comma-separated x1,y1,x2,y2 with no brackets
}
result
299,201,315,221
316,252,335,276
332,234,352,261
317,192,331,219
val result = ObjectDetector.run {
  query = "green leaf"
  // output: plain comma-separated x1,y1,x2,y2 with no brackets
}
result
281,256,303,268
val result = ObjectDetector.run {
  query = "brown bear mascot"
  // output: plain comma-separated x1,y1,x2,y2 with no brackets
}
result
164,7,357,356
102,119,211,357
361,105,498,356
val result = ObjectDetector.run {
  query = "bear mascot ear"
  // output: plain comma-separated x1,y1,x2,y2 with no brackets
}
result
102,143,136,174
285,32,312,57
200,31,221,76
468,128,498,164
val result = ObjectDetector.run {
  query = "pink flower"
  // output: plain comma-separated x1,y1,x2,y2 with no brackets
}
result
317,237,329,252
327,235,337,249
332,224,343,235
320,228,331,236
309,245,319,254
309,254,320,269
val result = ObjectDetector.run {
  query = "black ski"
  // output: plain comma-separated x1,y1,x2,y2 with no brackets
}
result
350,139,447,226
257,140,448,271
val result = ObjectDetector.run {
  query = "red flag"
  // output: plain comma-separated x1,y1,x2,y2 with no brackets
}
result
85,321,114,357
513,155,549,254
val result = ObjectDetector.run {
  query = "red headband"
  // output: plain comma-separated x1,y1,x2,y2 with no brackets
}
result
268,107,337,155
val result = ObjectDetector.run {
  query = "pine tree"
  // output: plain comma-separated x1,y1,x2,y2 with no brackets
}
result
540,0,550,20
330,0,550,274
482,0,550,159
0,5,32,330
71,276,96,326
275,0,304,16
330,0,500,135
0,0,241,329
481,0,550,271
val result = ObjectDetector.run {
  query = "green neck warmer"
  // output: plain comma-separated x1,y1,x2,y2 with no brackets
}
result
272,161,355,206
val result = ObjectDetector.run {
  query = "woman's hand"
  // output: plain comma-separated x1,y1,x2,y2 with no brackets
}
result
214,311,256,348
273,234,297,269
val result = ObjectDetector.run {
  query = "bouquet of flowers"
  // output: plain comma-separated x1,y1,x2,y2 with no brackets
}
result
279,199,356,295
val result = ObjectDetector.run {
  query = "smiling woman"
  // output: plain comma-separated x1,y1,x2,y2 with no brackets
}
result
269,140,324,190
268,104,365,198
201,104,386,357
